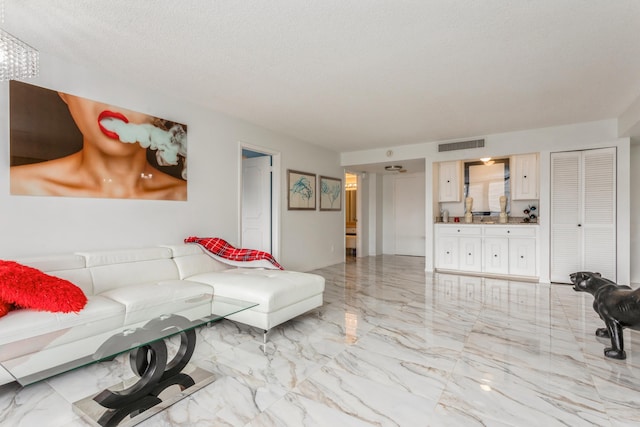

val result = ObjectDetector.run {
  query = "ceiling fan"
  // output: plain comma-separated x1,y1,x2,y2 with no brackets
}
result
384,165,407,173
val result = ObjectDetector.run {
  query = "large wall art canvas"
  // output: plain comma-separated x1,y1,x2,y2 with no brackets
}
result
9,81,188,200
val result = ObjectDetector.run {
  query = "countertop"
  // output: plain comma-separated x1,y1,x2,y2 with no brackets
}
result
435,217,538,225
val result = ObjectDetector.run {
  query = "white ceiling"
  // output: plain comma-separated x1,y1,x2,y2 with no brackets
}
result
346,158,426,175
4,1,640,153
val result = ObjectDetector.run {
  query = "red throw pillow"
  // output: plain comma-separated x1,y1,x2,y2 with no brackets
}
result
0,299,13,318
0,260,87,313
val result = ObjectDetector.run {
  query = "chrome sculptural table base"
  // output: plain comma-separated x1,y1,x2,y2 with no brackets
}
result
73,364,214,427
72,316,215,427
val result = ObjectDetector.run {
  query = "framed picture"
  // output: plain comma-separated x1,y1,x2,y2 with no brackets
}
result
319,175,342,211
287,169,316,210
9,81,188,201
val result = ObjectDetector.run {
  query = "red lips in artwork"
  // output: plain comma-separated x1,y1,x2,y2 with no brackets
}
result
98,110,129,139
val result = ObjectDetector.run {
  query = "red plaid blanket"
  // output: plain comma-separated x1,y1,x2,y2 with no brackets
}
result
184,237,284,270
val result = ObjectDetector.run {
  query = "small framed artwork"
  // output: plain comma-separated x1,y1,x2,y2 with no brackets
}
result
287,169,316,210
319,175,342,211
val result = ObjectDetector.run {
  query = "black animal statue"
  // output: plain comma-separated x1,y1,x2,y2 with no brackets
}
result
571,271,640,360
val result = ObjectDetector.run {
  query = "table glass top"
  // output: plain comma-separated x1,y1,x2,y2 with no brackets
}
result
0,295,257,385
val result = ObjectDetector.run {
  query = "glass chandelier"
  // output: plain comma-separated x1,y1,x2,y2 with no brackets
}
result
0,1,39,81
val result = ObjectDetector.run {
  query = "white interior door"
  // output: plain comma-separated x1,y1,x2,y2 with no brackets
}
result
582,148,616,280
550,147,616,283
550,151,582,283
242,156,272,252
393,173,425,256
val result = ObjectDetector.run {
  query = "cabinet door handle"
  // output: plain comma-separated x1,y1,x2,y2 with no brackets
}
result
578,224,582,227
507,230,510,233
447,180,450,183
520,255,524,259
494,254,498,257
523,175,527,178
446,251,450,254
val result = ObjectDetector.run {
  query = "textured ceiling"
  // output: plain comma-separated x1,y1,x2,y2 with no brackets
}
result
4,1,640,153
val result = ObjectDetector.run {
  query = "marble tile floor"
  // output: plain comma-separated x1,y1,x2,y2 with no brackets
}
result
2,255,640,426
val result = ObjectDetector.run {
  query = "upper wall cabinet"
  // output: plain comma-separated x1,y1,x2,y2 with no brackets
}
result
438,161,461,202
511,154,539,200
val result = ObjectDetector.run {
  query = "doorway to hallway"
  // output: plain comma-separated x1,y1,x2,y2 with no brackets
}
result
345,172,358,259
343,158,426,258
240,145,281,259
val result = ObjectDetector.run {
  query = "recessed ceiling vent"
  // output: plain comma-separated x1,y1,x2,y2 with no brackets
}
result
438,139,485,152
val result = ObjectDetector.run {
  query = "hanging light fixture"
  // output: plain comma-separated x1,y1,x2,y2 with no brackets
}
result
0,1,39,81
480,157,495,165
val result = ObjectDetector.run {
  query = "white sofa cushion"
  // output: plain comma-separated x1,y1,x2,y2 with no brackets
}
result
77,247,180,294
160,244,204,258
78,247,172,267
187,269,325,314
100,279,213,325
172,253,230,279
203,254,279,269
89,259,179,295
225,294,324,331
165,243,279,274
14,254,85,271
15,254,94,295
0,295,125,358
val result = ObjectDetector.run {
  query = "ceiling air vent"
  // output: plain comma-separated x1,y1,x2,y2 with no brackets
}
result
438,139,485,152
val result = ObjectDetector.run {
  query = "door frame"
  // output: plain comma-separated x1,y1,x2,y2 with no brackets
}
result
238,142,281,260
344,171,363,258
549,147,617,283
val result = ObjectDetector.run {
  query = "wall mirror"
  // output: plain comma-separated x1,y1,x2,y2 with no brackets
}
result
464,158,510,215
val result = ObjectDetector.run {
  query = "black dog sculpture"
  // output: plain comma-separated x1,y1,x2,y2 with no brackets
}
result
571,271,640,359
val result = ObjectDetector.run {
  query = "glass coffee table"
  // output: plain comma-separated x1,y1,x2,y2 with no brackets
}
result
0,295,257,427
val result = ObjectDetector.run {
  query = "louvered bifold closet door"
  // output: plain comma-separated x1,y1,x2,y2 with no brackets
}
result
582,147,616,280
550,147,616,283
550,151,582,283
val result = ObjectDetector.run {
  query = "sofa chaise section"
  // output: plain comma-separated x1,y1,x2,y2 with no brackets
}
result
165,244,325,332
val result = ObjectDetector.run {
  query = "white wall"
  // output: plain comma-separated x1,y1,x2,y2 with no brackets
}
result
342,120,632,284
381,171,426,256
367,173,383,256
356,174,369,257
0,53,344,272
631,143,640,284
382,175,395,254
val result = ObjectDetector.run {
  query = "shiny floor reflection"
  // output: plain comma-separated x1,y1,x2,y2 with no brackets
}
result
1,255,639,426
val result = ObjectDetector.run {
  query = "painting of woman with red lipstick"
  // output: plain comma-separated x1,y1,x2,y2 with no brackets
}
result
9,81,187,201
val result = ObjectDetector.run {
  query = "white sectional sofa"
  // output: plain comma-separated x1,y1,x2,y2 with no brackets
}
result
0,243,325,386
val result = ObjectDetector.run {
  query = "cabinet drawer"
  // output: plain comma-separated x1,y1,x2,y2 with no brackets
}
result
436,225,482,236
483,226,536,237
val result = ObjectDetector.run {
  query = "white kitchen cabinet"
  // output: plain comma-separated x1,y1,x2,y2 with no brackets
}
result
484,237,509,274
485,226,537,277
435,225,481,271
509,238,537,277
511,154,539,200
438,161,461,202
436,236,459,270
435,224,538,279
459,237,482,272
